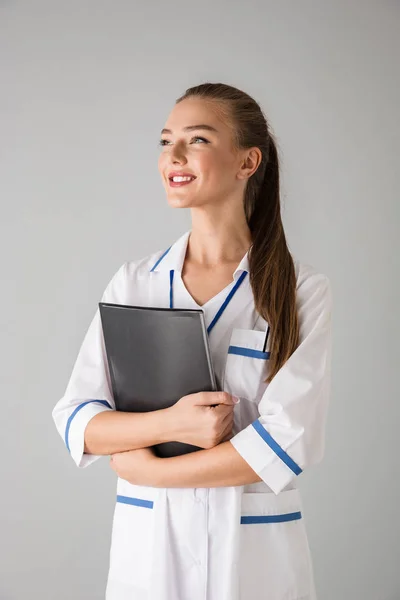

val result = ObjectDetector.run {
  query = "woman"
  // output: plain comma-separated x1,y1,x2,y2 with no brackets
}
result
52,82,332,600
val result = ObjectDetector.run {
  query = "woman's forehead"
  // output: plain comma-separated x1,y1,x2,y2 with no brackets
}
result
164,97,231,133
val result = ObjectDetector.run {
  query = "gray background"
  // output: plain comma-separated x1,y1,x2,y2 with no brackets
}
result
1,1,399,598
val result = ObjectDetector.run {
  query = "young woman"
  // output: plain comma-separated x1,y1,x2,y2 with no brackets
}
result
52,82,332,600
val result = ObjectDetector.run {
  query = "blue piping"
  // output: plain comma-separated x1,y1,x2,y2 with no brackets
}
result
252,419,303,476
65,400,112,452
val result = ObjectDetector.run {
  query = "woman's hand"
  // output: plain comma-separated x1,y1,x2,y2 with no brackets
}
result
165,391,238,449
110,446,161,486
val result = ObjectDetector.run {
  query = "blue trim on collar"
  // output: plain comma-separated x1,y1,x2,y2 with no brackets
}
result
169,269,174,308
207,271,248,334
150,246,172,272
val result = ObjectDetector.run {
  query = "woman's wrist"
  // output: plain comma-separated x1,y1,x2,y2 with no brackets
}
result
157,406,180,444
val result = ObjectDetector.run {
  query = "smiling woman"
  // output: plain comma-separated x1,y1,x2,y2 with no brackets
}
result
156,89,300,387
52,81,332,600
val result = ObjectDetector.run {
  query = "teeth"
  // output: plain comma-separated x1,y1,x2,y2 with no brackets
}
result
171,176,194,182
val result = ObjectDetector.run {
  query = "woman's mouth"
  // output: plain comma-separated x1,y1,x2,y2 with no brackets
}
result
168,175,197,188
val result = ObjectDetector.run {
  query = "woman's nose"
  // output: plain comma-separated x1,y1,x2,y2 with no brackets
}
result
170,142,187,163
172,156,186,164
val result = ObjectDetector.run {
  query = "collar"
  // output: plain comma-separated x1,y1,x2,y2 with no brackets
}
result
150,229,250,278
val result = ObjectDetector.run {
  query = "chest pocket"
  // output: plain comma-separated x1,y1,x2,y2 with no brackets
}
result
222,327,270,402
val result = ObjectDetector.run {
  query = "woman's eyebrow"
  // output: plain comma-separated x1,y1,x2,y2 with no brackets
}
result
161,124,218,134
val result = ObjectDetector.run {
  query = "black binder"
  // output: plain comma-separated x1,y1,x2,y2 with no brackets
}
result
98,302,218,458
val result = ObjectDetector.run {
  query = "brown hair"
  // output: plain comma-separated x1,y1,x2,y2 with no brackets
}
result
176,82,299,382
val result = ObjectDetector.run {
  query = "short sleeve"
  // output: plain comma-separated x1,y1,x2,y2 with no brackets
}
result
52,262,127,468
229,268,333,495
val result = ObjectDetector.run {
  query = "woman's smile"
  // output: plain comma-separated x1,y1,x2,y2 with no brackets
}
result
169,176,197,187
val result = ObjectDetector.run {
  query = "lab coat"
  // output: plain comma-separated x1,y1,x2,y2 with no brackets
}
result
52,229,333,600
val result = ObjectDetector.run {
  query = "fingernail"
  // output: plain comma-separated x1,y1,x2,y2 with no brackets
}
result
233,396,241,404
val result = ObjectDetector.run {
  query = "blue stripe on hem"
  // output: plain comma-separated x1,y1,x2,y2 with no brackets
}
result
251,419,303,476
116,495,154,509
228,345,270,360
241,511,302,524
65,400,112,453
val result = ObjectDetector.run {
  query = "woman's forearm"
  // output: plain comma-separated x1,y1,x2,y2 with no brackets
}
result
154,441,263,488
84,408,174,455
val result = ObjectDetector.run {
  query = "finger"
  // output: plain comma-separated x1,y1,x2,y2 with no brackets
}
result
221,413,234,434
217,404,236,418
196,392,238,406
219,409,235,428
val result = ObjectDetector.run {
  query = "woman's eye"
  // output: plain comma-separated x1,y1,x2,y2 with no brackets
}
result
158,136,209,147
191,136,209,143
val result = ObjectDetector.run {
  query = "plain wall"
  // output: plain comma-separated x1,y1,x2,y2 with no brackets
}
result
1,1,399,598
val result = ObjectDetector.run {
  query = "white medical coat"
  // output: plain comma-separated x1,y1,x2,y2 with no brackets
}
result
52,228,333,600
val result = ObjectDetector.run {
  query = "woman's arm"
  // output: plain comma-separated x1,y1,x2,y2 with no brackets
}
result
110,440,263,488
84,408,175,456
113,267,332,494
152,440,263,488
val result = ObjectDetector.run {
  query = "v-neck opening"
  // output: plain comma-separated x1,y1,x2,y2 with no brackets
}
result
178,274,236,310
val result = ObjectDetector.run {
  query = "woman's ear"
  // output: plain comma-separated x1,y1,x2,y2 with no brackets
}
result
237,147,262,180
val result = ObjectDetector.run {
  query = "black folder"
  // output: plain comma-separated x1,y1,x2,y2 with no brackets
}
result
98,302,218,458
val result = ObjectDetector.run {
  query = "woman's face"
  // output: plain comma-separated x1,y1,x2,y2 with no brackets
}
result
158,97,247,210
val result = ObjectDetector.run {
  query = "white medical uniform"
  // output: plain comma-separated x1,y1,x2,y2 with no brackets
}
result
52,228,332,600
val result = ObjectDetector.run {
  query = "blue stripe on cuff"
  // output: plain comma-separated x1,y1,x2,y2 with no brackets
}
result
65,400,112,452
116,495,154,509
228,345,270,360
252,419,303,476
241,511,302,524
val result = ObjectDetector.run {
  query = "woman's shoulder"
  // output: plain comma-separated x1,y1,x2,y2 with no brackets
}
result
292,256,332,309
122,246,170,279
100,247,167,302
292,256,330,287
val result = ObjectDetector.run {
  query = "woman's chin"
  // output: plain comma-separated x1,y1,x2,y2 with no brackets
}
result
167,194,197,208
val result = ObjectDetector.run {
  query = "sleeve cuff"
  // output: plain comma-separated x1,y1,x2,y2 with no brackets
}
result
229,418,304,495
65,400,113,468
